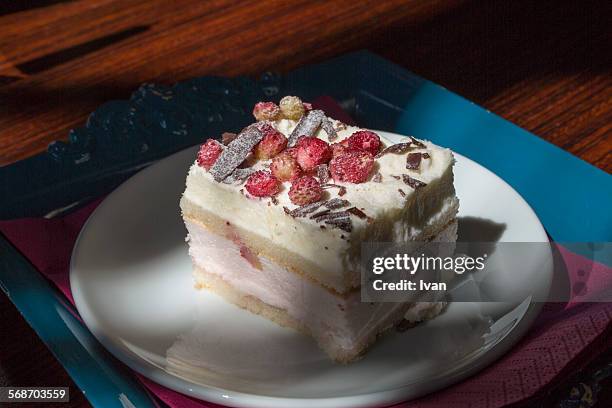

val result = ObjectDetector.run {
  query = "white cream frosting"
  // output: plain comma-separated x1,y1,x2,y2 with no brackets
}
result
181,118,458,292
187,119,454,220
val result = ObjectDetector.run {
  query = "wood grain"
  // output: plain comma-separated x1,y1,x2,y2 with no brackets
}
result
0,0,608,170
0,1,610,407
366,0,611,171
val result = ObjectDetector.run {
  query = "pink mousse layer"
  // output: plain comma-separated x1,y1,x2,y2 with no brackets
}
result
184,219,419,351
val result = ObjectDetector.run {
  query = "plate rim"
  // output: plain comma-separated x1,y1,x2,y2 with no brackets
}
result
70,130,552,408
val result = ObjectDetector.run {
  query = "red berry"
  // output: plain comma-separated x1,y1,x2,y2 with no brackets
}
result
253,102,280,121
279,96,305,120
329,151,375,183
197,139,224,170
288,176,323,205
296,137,332,171
285,147,298,158
254,124,287,159
270,152,302,181
346,130,381,156
331,142,349,157
245,170,280,197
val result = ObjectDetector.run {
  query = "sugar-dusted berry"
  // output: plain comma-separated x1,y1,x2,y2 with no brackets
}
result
197,139,224,170
331,142,349,157
270,152,302,182
279,96,305,120
296,137,332,171
285,147,298,158
346,130,381,156
245,170,280,197
329,150,375,183
254,124,287,159
288,176,323,205
253,102,280,121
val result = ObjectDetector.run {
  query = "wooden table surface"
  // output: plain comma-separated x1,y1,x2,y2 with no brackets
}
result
0,0,610,407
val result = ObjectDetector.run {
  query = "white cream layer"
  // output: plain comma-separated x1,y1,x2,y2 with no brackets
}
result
181,119,458,292
186,119,454,222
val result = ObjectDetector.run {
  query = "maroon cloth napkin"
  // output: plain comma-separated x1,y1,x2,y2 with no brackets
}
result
1,98,610,408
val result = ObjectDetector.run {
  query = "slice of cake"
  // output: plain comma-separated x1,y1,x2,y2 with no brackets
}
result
180,96,459,362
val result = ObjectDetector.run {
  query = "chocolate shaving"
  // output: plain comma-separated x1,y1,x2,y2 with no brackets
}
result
322,183,347,196
410,136,426,148
372,172,382,183
283,206,292,215
271,196,278,205
288,110,323,146
312,211,351,222
375,142,413,158
317,164,330,183
287,110,335,146
320,116,338,141
235,168,255,180
347,207,367,219
390,175,401,180
375,137,426,158
310,209,331,220
221,132,237,145
290,201,325,217
210,124,264,181
398,188,406,197
406,152,430,170
221,167,256,184
405,152,424,170
325,217,352,232
402,174,427,189
325,198,350,209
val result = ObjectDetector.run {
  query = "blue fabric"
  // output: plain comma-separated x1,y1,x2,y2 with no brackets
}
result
390,82,611,264
392,82,611,243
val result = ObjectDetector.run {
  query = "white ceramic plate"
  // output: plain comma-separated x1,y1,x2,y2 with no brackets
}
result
71,131,551,408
